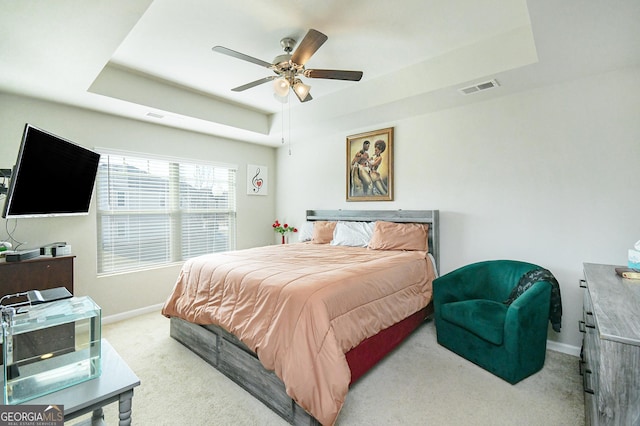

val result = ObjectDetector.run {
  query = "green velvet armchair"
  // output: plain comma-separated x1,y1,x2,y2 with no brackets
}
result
433,260,553,384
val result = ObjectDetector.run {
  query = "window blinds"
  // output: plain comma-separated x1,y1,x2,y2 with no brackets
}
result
96,151,236,274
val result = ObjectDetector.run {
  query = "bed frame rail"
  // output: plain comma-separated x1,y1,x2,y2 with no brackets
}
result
170,317,320,425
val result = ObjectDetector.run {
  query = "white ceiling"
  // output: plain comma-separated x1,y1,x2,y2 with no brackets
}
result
1,0,639,147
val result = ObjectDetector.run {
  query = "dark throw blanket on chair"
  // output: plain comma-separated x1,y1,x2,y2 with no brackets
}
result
504,268,562,332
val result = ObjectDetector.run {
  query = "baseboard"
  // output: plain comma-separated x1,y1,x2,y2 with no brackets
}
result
547,339,580,357
102,303,164,325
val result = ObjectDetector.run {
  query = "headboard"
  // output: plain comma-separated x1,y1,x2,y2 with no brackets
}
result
306,209,440,272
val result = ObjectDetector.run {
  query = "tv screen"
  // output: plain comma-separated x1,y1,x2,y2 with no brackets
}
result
2,124,101,218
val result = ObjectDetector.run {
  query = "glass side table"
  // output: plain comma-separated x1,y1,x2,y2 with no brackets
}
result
1,296,101,404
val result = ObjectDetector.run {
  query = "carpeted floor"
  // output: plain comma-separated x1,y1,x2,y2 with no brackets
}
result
71,311,585,425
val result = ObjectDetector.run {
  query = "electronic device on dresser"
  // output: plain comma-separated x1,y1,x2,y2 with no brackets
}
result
2,123,100,219
40,242,72,257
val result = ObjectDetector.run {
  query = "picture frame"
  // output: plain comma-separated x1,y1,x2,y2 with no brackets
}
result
346,127,393,201
247,164,268,195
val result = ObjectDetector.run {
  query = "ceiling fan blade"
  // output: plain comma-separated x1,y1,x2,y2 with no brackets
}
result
212,46,272,68
232,76,276,92
291,29,328,66
304,69,363,81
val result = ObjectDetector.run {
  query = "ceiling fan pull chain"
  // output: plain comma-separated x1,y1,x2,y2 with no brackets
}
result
288,93,292,156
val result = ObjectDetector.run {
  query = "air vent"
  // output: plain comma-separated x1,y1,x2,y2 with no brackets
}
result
458,79,500,95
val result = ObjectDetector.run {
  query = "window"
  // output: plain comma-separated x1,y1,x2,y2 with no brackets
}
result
96,150,236,274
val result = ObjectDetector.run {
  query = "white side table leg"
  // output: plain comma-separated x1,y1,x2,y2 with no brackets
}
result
118,389,134,426
91,407,105,425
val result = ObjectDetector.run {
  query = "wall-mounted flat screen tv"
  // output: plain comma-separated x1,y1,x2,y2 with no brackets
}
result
2,124,101,219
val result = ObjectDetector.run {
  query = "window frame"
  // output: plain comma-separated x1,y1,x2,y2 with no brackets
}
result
95,148,237,275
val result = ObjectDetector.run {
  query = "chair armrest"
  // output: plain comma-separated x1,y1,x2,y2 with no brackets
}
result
503,281,552,353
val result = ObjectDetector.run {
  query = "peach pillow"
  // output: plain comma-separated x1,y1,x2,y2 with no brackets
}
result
311,221,337,244
368,221,429,251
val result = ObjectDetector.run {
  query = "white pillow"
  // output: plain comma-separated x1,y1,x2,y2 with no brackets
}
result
298,221,314,242
330,221,375,247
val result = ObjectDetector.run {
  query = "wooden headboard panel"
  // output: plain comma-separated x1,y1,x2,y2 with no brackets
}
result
306,209,440,272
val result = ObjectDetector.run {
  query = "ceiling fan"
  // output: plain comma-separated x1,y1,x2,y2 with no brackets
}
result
212,29,363,103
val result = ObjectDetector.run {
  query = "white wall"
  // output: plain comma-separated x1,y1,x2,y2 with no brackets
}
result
275,66,640,350
0,94,276,317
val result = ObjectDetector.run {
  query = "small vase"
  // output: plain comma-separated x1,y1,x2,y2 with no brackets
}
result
281,235,286,244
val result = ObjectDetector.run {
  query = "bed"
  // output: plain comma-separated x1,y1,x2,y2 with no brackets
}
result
162,209,439,425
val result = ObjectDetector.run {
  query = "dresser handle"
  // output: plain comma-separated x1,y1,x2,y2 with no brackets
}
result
579,279,587,288
579,361,592,376
579,320,596,332
583,370,595,395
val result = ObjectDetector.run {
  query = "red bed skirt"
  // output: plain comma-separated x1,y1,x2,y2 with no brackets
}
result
346,303,433,385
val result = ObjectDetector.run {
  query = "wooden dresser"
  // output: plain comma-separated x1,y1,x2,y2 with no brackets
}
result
0,255,74,298
580,263,640,425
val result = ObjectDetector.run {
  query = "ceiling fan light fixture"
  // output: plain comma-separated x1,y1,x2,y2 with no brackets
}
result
273,77,290,97
292,79,311,100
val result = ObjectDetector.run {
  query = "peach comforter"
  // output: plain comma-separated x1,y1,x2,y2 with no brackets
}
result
162,243,435,425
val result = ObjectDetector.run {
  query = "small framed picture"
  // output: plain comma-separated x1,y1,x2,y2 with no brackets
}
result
247,164,267,195
346,127,393,201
